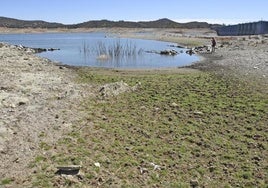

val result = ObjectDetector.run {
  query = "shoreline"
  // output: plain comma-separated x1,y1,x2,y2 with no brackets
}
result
1,28,267,84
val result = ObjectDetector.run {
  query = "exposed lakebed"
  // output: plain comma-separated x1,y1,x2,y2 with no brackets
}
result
0,32,199,68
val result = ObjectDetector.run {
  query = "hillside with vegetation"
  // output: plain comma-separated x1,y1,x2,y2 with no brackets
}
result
0,17,64,28
0,16,221,29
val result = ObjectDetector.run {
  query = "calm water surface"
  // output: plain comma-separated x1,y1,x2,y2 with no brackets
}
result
0,32,199,69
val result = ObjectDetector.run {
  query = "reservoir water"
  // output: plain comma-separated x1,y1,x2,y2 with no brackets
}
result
0,32,199,69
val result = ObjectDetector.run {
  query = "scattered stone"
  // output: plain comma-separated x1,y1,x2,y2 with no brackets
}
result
94,162,101,168
194,111,204,115
56,165,81,175
48,48,60,51
154,107,160,111
138,167,148,174
10,44,60,54
146,49,178,56
186,49,195,55
125,147,131,151
18,101,26,106
171,102,179,107
168,44,184,48
150,162,161,170
140,106,146,110
102,115,108,120
190,179,199,188
160,49,178,56
252,156,261,161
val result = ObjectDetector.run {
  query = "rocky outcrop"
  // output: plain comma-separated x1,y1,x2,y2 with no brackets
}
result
5,44,60,54
146,49,179,56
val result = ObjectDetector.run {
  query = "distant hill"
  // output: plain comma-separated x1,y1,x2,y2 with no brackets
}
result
73,19,142,28
0,16,221,29
138,18,182,28
73,18,181,28
74,18,183,28
0,17,64,28
73,18,219,29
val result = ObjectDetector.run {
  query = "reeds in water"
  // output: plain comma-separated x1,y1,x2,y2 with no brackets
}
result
82,39,143,61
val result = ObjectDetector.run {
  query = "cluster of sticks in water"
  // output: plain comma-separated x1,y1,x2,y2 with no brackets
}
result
82,40,143,60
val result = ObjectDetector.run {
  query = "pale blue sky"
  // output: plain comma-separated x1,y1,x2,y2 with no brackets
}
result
1,0,267,25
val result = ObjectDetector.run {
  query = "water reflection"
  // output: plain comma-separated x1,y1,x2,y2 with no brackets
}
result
81,39,144,66
0,32,199,68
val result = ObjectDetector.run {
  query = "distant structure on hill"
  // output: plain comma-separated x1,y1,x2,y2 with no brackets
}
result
216,21,268,36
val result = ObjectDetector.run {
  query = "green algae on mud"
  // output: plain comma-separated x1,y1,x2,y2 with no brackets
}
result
29,68,267,187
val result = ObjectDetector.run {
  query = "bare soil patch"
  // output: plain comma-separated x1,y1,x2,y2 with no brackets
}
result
0,43,93,184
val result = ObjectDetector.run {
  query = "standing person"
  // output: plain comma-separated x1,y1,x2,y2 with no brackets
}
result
211,37,216,53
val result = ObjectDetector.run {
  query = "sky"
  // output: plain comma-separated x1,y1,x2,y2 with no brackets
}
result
1,0,268,25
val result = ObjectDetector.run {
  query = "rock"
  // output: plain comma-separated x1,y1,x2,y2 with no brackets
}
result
252,156,261,161
150,162,161,170
18,101,26,106
33,48,47,53
146,49,178,56
10,103,16,108
125,147,131,151
160,49,178,56
56,165,81,175
140,106,146,110
154,107,160,111
186,49,195,55
48,48,60,51
194,111,204,115
190,179,199,187
138,167,148,174
171,102,179,107
17,97,29,106
102,115,108,120
12,44,60,53
94,162,101,168
168,44,184,48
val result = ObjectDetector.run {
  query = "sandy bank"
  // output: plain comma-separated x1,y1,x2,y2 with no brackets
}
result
0,42,92,182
